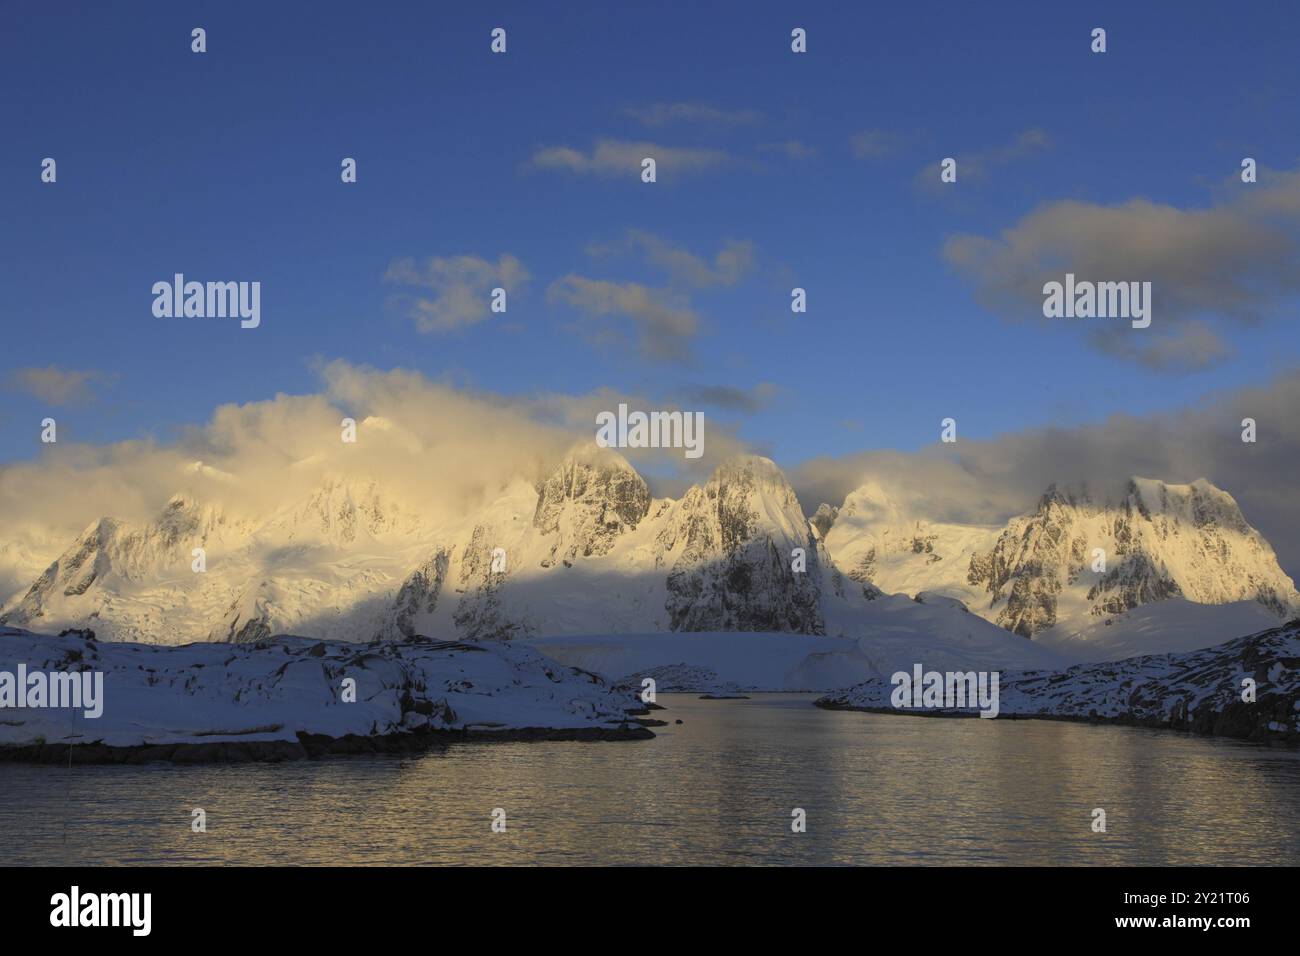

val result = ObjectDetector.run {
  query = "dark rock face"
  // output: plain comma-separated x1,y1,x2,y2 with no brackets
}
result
229,612,272,645
457,524,499,586
387,548,450,638
532,454,651,566
665,538,825,634
300,480,381,544
810,503,839,538
659,458,826,634
452,578,534,642
848,547,877,584
1088,552,1182,616
1,519,119,627
450,527,534,641
967,489,1085,637
965,479,1297,638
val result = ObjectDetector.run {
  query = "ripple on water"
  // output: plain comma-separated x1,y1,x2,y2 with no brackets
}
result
2,694,1298,865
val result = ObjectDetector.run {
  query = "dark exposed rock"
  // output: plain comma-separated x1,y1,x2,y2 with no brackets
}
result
661,457,826,634
533,451,651,566
810,503,839,539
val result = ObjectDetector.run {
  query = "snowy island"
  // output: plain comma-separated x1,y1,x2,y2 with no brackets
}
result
0,626,652,763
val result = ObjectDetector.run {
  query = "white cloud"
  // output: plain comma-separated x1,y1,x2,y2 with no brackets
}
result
587,230,756,289
529,139,729,177
7,366,116,406
383,254,529,332
915,128,1051,189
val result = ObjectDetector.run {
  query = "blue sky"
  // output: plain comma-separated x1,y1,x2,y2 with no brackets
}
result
3,0,1299,470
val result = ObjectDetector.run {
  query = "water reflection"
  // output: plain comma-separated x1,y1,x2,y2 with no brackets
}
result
2,694,1298,865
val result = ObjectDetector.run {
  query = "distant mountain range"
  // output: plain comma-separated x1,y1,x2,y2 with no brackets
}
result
3,449,1295,664
821,475,1298,659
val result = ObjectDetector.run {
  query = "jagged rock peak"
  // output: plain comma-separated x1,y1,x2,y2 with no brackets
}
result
810,503,839,538
532,444,651,564
1034,481,1111,512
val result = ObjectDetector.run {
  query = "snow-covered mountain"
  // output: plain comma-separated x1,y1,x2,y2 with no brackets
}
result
0,479,436,644
381,451,882,641
4,453,1294,668
822,476,1299,653
2,450,859,644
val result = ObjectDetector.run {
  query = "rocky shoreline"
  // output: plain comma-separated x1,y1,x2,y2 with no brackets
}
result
0,722,655,765
813,698,1299,742
815,620,1300,743
0,627,655,764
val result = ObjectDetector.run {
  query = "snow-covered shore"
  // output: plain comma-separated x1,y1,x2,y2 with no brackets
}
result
0,626,651,763
816,620,1300,741
528,615,1068,695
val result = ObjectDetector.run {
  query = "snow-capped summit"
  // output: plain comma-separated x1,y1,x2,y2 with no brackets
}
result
824,481,992,591
822,474,1299,653
970,477,1297,637
532,446,651,567
0,478,425,644
651,455,827,633
380,452,842,641
0,495,244,639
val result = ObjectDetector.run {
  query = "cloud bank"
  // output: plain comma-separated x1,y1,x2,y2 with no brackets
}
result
790,369,1300,577
3,365,1297,597
944,167,1300,370
0,362,763,596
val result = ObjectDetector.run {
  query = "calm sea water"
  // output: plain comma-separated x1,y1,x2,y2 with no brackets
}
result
3,693,1298,865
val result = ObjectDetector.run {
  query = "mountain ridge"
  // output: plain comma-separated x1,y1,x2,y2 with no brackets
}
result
3,454,1295,663
822,474,1299,650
